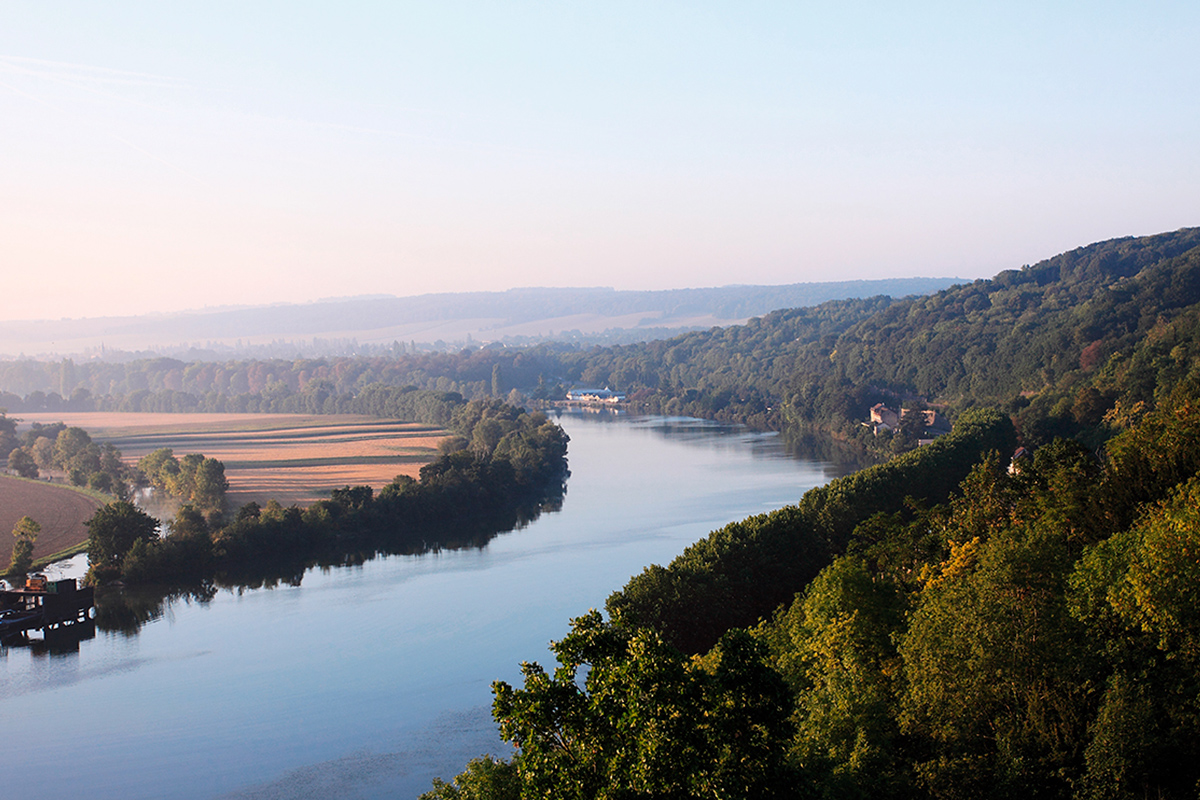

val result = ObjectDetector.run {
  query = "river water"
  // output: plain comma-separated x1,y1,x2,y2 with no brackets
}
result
0,412,852,799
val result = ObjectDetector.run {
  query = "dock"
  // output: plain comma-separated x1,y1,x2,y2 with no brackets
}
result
0,576,95,640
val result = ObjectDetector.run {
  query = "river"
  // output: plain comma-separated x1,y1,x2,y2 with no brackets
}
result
0,412,853,799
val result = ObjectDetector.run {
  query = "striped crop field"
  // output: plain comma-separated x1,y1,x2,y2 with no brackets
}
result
16,413,447,508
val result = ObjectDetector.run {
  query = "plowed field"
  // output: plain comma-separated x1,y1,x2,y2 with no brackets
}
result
0,476,102,562
16,413,446,508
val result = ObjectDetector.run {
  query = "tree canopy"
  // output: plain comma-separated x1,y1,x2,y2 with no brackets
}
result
85,501,160,583
8,515,40,576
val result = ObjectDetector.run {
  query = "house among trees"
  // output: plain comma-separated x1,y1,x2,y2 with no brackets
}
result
869,403,899,431
867,403,951,443
1008,446,1032,474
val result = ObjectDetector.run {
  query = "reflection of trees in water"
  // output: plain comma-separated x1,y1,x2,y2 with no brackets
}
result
95,585,184,636
94,481,566,637
778,429,868,478
646,417,866,478
560,410,865,480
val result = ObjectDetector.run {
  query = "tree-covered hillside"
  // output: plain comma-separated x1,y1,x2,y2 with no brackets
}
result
422,229,1200,800
428,384,1200,799
552,227,1200,452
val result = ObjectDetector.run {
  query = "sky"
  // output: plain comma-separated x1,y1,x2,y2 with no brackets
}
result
2,2,1198,322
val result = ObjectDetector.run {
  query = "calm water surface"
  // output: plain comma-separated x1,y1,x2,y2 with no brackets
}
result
0,413,851,799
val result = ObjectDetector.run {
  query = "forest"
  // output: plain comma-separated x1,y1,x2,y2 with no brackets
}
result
417,229,1200,799
419,380,1200,800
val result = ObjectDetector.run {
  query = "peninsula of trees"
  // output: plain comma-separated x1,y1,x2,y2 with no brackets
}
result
83,391,569,589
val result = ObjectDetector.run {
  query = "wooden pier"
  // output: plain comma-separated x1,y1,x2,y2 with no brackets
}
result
0,576,95,640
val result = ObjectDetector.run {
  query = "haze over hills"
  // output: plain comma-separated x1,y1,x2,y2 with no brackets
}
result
0,279,961,360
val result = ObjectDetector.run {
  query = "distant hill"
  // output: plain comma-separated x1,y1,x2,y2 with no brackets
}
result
0,279,960,359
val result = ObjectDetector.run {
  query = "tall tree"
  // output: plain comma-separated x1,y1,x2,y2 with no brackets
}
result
85,501,159,584
7,447,38,479
9,515,39,575
492,611,797,799
192,457,229,511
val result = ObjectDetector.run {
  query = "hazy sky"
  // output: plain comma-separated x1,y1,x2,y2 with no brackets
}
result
2,2,1198,321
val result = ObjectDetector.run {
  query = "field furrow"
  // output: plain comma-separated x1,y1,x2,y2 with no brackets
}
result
16,412,446,509
0,476,103,562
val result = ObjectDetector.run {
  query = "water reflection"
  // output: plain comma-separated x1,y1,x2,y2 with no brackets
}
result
56,412,859,643
550,408,864,478
1,619,96,656
1,413,851,800
3,412,858,657
87,478,567,638
94,585,200,636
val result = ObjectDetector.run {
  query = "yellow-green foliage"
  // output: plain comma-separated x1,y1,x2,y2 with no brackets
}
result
744,386,1200,799
608,407,1016,655
138,447,228,512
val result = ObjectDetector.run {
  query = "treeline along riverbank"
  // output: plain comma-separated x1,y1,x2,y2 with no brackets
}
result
83,389,569,592
423,385,1200,800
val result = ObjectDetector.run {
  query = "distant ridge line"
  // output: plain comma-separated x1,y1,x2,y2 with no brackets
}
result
0,278,962,359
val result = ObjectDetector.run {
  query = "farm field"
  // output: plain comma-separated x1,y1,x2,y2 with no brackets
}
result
0,475,103,563
15,413,447,508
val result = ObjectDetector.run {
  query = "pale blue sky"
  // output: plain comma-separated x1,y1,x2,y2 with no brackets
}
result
2,2,1197,321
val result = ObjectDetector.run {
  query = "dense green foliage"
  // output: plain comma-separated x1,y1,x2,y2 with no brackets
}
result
607,407,1015,655
488,612,797,799
443,385,1200,799
428,230,1200,797
749,384,1200,798
420,757,520,800
85,500,160,584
